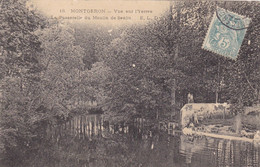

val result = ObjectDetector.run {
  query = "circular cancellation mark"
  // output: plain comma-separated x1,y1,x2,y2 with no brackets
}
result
216,7,250,31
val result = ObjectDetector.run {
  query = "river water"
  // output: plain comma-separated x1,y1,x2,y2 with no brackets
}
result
2,114,260,167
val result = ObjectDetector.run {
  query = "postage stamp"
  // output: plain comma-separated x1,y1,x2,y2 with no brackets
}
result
202,7,251,59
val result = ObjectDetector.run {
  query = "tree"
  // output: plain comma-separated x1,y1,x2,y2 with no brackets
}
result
35,22,87,115
215,1,260,106
98,1,260,121
172,1,260,106
0,0,46,158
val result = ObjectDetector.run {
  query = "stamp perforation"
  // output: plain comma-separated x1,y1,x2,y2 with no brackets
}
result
202,7,251,59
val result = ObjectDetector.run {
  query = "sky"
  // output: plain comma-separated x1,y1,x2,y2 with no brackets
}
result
27,0,171,26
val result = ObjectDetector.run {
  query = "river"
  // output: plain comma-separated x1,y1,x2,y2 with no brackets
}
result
1,114,260,167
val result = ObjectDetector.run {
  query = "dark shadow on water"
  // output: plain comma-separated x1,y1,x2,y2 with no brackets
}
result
1,114,260,167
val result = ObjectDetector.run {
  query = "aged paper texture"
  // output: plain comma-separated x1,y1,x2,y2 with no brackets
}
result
1,0,260,166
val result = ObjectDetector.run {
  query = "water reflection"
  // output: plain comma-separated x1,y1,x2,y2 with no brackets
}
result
1,114,260,167
179,134,260,167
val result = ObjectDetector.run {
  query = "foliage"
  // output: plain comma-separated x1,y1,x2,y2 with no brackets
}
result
98,1,260,121
35,22,86,116
0,0,46,156
227,1,260,106
98,2,222,119
0,0,259,163
0,0,88,158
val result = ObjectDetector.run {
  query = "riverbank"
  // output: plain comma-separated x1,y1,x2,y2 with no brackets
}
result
182,113,260,144
180,103,260,143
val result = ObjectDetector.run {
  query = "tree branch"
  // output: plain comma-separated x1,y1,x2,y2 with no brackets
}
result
244,72,258,97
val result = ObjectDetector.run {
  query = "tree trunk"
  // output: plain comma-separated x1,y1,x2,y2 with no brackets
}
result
215,90,218,103
171,42,179,106
238,93,243,108
169,2,180,107
216,56,220,103
234,113,242,134
171,79,176,106
257,89,260,104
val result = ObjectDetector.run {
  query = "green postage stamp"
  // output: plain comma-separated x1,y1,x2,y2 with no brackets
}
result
202,7,251,59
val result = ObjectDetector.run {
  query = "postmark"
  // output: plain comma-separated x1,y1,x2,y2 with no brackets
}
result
202,7,251,59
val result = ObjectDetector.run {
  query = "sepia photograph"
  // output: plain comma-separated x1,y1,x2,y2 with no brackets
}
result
0,0,260,166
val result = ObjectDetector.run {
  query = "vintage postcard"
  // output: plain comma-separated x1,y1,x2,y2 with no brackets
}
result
0,0,260,167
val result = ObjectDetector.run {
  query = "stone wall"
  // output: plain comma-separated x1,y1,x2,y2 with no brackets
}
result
181,103,231,128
